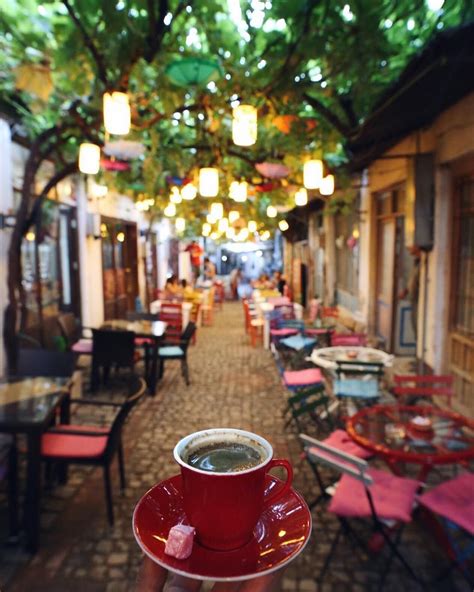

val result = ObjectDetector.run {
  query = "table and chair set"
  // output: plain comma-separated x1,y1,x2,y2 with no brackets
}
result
261,299,474,588
0,300,204,554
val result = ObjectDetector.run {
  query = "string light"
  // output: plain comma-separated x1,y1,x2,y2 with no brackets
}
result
266,205,277,218
279,220,289,231
294,187,308,206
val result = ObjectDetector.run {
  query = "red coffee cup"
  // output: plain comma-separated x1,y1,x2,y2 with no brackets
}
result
173,428,293,551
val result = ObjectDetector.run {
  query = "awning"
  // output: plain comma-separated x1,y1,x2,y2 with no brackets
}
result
346,22,474,171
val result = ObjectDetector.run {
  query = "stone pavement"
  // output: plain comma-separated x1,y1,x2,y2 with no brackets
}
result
0,303,469,591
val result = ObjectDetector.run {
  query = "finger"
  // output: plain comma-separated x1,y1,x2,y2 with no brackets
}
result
211,581,242,592
135,556,168,592
165,573,202,592
237,570,284,592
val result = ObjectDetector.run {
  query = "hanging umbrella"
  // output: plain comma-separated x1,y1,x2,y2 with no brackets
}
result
104,141,145,160
101,159,130,171
165,57,222,87
255,162,290,179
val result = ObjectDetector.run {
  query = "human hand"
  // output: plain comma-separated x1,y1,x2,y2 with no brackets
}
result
135,556,283,592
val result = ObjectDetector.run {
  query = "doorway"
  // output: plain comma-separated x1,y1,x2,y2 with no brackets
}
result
375,188,416,354
101,218,138,320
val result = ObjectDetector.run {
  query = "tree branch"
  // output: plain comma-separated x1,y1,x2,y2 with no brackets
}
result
303,92,353,139
62,0,109,87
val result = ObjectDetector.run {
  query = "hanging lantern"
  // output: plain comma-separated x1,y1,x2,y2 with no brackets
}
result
260,230,271,241
320,174,335,196
170,187,182,204
103,92,131,135
279,220,289,232
202,222,211,236
232,104,257,147
181,183,197,200
175,217,186,232
206,213,216,224
303,159,323,189
164,203,176,217
199,168,219,197
239,228,249,241
218,217,229,233
228,210,240,224
210,202,224,220
248,220,257,233
294,188,308,206
78,143,100,175
229,181,247,202
266,205,277,218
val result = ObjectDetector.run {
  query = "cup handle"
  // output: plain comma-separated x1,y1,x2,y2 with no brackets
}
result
264,458,293,505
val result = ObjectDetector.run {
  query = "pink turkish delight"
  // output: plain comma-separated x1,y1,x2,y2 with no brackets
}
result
164,524,195,559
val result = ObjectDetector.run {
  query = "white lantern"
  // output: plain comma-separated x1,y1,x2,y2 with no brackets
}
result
248,220,257,233
320,174,335,196
260,230,271,241
78,143,100,175
199,168,219,197
229,180,247,202
170,188,182,204
164,203,176,217
218,217,229,232
232,104,257,146
303,159,323,189
239,228,249,241
202,222,211,236
181,183,197,200
210,202,224,220
295,187,308,206
228,210,240,224
175,217,186,232
279,220,289,231
103,92,131,135
266,205,277,218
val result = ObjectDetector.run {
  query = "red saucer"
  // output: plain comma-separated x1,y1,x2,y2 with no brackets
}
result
133,474,311,581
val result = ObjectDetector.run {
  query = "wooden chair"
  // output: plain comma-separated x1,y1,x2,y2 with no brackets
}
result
15,349,76,378
393,374,454,406
201,287,215,326
330,332,368,346
41,377,146,525
159,303,183,342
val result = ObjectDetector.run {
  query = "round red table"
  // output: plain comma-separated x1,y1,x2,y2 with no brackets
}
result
346,404,474,481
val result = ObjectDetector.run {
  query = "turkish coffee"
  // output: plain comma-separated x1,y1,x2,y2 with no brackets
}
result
185,440,266,473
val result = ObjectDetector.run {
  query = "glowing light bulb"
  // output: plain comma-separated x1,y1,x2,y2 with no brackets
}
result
210,202,224,220
266,205,277,218
181,183,197,200
164,203,176,217
295,188,308,206
279,220,289,231
303,159,323,189
248,220,257,233
228,210,240,224
229,181,247,202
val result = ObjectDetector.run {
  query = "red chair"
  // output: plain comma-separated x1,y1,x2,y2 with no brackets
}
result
330,333,367,346
214,281,225,310
41,377,146,526
393,374,454,406
160,302,183,342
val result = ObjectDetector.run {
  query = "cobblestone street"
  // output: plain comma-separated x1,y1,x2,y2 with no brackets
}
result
1,303,467,591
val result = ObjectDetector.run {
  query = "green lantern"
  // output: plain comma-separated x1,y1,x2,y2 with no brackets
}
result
165,57,222,87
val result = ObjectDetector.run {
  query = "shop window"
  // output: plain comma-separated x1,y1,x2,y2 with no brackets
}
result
453,178,474,335
335,206,360,298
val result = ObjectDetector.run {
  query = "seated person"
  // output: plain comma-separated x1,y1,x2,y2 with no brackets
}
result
163,275,182,301
180,279,199,301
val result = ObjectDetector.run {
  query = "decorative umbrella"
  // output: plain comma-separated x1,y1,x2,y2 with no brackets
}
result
255,162,290,179
165,57,222,87
101,159,130,171
104,141,145,160
166,175,192,186
273,115,317,134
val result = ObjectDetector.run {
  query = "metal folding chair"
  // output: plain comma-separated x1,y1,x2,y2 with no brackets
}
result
300,434,425,591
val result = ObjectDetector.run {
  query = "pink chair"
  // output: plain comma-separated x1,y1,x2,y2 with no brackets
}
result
301,435,423,589
330,333,367,346
417,473,474,586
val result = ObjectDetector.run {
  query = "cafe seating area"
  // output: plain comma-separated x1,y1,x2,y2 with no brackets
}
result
0,299,472,591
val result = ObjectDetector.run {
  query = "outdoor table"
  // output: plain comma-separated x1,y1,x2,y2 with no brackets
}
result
101,319,167,394
257,301,304,350
346,404,474,481
310,346,393,370
0,376,71,552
